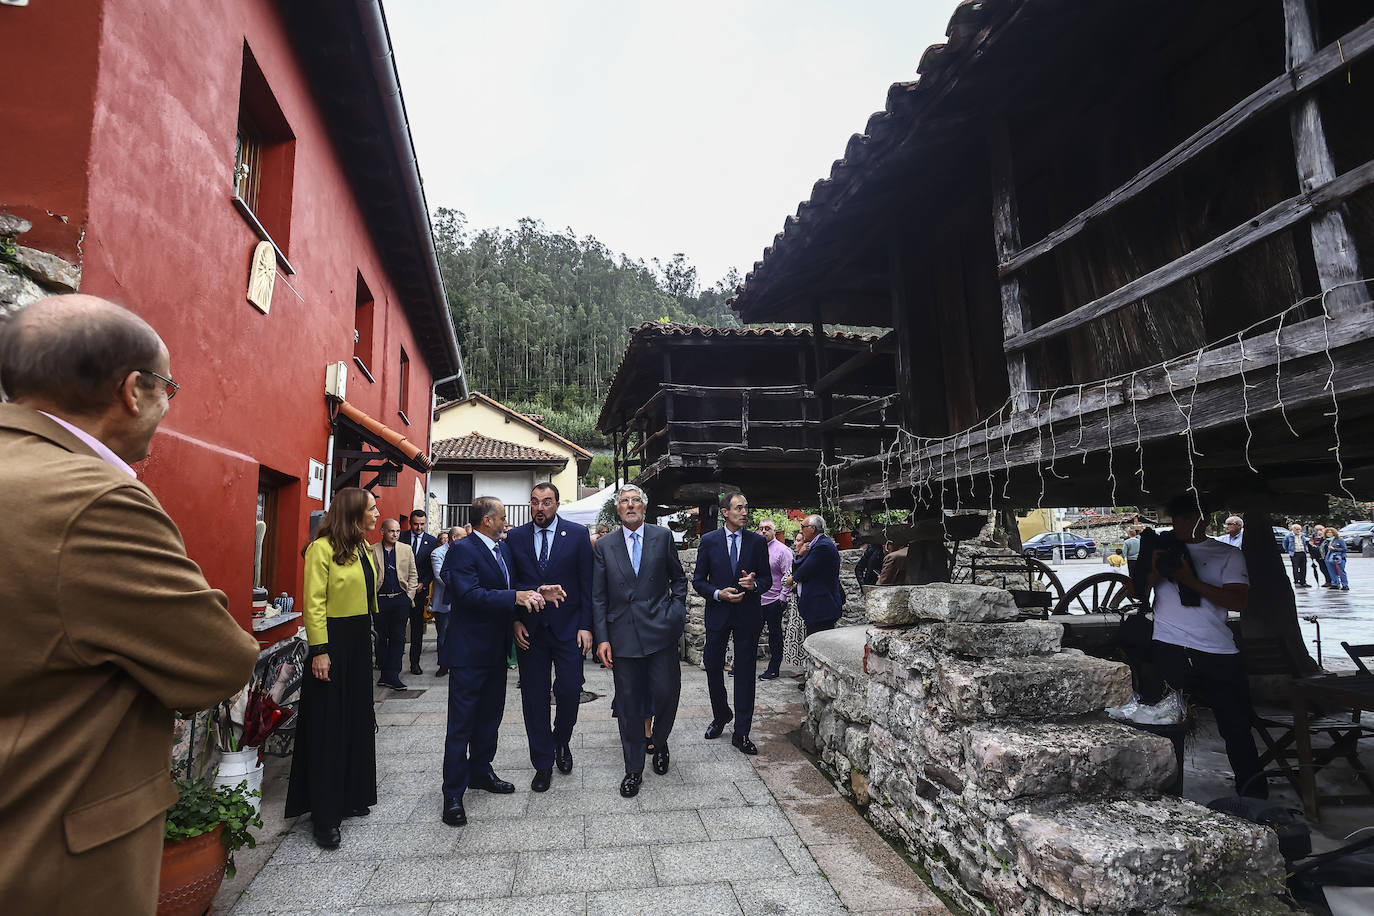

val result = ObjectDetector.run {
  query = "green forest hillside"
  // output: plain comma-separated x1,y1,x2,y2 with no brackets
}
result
434,209,739,448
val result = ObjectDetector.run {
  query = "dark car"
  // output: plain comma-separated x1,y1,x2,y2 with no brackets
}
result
1022,532,1097,559
1339,522,1374,551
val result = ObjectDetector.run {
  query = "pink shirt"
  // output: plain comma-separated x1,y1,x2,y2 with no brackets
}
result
761,537,793,605
40,411,137,478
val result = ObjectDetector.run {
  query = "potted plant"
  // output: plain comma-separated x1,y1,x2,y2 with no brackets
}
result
158,776,262,916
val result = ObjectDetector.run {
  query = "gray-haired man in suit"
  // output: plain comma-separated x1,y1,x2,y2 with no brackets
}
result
592,484,688,798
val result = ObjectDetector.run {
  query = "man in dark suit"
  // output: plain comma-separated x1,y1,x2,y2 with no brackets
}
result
437,497,546,827
400,509,439,675
786,514,846,636
592,484,688,798
693,491,772,755
506,482,594,792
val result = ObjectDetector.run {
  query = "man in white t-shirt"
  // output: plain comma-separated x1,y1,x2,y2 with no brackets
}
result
1147,494,1264,798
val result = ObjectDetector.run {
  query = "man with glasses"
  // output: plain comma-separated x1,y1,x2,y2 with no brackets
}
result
0,294,259,912
591,485,687,797
755,519,793,680
694,491,772,755
785,515,846,636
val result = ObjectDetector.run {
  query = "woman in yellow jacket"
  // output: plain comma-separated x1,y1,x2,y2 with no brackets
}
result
285,486,380,849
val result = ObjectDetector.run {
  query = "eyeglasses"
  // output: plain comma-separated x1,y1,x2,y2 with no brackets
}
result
801,523,816,530
139,369,180,400
618,496,644,505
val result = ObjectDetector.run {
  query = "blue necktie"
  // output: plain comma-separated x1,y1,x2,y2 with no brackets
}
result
539,528,550,573
493,542,510,587
630,531,641,575
729,532,739,575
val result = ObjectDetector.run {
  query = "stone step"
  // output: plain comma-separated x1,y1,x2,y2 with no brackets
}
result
934,652,1132,720
964,720,1176,799
1002,796,1285,913
867,583,1020,627
869,621,1063,674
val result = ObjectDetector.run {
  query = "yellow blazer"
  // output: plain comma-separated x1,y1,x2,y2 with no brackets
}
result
303,537,379,647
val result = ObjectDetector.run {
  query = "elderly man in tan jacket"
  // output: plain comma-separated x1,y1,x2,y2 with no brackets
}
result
0,295,259,914
371,518,420,689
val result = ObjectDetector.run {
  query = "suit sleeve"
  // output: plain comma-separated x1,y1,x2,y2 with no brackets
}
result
665,531,687,612
752,536,773,597
58,484,259,713
431,546,446,581
446,541,516,615
402,544,420,600
693,534,716,601
304,539,334,648
591,540,609,645
578,530,593,632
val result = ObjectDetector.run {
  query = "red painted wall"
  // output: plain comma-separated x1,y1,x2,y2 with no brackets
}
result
2,0,444,630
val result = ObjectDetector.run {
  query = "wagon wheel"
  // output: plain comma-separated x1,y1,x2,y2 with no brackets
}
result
1025,557,1066,606
1054,572,1134,616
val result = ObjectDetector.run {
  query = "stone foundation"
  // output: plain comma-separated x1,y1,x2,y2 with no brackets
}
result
1,212,81,318
803,584,1287,914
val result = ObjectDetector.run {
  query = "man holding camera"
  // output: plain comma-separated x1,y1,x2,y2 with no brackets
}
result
1144,494,1265,799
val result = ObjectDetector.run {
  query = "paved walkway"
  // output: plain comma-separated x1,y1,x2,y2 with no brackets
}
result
221,638,948,915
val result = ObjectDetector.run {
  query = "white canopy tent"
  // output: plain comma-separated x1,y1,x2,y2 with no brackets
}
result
560,483,615,527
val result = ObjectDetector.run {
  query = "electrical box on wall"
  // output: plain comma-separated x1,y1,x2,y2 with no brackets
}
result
307,459,325,501
325,361,348,400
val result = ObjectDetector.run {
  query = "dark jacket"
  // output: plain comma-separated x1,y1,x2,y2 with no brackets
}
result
792,534,845,624
439,533,515,668
591,524,687,657
400,529,439,587
692,527,774,631
506,516,594,640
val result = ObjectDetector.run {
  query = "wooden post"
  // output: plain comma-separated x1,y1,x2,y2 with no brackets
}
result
1284,0,1367,313
740,389,750,448
888,237,919,434
811,302,835,463
988,121,1036,410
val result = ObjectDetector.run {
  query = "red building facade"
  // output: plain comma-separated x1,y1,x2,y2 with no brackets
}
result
2,0,465,633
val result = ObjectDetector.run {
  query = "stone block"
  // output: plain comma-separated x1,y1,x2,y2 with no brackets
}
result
865,585,922,626
935,653,1132,720
15,245,80,292
0,213,32,237
1006,796,1285,913
965,720,1177,799
909,583,1019,623
0,269,44,318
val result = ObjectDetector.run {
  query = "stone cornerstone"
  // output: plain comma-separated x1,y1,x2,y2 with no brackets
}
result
802,583,1287,915
1,212,81,319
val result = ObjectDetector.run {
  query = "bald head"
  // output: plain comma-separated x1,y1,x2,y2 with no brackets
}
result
0,294,164,414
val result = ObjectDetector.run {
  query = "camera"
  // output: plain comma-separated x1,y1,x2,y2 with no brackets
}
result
1135,528,1202,607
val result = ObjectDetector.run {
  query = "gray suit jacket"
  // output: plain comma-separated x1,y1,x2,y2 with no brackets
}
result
592,523,687,657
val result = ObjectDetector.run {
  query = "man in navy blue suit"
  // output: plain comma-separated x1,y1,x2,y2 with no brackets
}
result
506,482,594,792
786,514,845,637
693,491,772,755
437,497,547,827
399,509,438,676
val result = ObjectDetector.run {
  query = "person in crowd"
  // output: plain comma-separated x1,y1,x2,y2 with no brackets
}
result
1108,548,1126,568
429,526,464,677
437,498,545,827
1146,493,1265,798
399,509,438,676
877,544,909,585
855,540,885,587
1219,515,1244,547
0,294,259,911
695,491,773,756
1123,528,1141,579
507,483,593,792
756,518,793,680
371,519,419,690
286,486,382,848
592,485,688,798
785,515,845,636
1283,523,1310,589
1325,527,1350,591
1310,525,1333,587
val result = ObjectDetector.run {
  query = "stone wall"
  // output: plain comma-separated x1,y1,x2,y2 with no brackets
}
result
803,584,1287,915
1,213,81,319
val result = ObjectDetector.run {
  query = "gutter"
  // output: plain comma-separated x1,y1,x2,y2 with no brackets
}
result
354,0,467,394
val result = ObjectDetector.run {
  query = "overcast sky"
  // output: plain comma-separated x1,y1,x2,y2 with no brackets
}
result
385,0,955,287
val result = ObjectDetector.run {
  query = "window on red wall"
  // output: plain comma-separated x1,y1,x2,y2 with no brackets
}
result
354,272,375,381
398,348,410,423
232,43,296,255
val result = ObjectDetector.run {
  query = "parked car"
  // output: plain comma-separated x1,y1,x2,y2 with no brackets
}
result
1272,526,1289,549
1022,532,1097,559
1339,522,1374,551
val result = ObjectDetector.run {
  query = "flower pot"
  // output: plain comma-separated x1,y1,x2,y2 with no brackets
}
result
834,531,853,550
213,747,263,815
157,824,226,916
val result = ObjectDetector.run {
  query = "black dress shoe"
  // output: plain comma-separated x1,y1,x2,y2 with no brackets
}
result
652,748,670,775
313,824,341,849
531,768,552,792
411,662,423,676
441,800,466,826
759,670,780,680
436,666,449,676
704,715,733,740
555,744,574,774
619,772,642,798
377,678,408,690
347,806,370,817
469,771,515,794
732,733,759,755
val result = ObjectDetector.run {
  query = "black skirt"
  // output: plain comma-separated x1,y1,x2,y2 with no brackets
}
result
284,614,377,827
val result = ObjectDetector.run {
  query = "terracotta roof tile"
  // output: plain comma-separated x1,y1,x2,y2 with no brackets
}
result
432,432,567,464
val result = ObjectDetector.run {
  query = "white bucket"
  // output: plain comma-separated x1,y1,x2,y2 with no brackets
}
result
213,747,264,815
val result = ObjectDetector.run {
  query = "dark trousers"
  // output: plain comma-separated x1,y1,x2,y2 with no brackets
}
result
408,588,429,667
804,618,837,638
1290,552,1308,586
517,624,585,770
612,644,680,775
761,600,785,674
433,612,450,657
1313,552,1332,585
704,615,763,737
441,664,507,803
376,594,411,681
1152,640,1266,798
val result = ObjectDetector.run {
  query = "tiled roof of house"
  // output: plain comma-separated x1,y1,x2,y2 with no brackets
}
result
432,432,567,465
